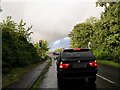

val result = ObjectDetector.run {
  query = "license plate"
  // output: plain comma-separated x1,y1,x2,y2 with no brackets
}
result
72,63,85,68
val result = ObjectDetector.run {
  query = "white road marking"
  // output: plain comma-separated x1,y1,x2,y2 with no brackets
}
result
97,74,115,84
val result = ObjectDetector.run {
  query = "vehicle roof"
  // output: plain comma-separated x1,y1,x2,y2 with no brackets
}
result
62,48,90,52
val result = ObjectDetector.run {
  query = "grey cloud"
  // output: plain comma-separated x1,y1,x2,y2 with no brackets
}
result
1,1,104,44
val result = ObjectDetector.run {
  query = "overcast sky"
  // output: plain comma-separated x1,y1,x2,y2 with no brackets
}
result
0,0,104,50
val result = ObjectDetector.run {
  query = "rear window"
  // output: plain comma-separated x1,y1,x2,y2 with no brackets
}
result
62,50,95,60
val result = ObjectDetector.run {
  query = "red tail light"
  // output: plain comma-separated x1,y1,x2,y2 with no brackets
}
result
89,62,97,67
73,48,81,50
59,63,69,69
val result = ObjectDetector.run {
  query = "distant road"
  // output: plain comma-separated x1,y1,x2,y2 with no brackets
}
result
39,55,119,89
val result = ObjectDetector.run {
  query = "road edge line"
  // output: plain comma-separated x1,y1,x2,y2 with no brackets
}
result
97,74,115,84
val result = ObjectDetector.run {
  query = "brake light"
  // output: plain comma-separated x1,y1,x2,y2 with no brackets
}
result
59,63,69,69
73,48,81,50
89,62,97,67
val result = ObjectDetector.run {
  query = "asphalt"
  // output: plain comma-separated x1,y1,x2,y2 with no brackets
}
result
2,54,120,89
97,62,120,87
3,56,51,89
39,56,120,89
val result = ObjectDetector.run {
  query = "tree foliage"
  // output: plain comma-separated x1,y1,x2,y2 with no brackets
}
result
34,40,48,60
2,16,39,73
68,2,120,63
53,48,62,52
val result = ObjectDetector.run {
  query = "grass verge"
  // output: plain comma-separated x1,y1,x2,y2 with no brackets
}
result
2,61,45,88
97,60,120,68
30,58,52,90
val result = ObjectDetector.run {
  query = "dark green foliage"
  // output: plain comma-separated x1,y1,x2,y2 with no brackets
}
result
2,16,39,73
68,2,120,63
34,40,48,60
69,23,93,48
53,48,62,52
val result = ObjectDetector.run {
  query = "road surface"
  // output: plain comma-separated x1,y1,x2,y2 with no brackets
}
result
39,55,119,89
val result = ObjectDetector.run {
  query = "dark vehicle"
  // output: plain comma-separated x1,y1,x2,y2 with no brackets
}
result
54,56,58,60
56,48,98,85
53,52,59,55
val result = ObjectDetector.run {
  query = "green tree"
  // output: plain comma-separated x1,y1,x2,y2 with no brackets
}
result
68,17,98,48
34,40,48,60
53,48,62,52
95,1,120,62
68,1,120,63
1,16,39,73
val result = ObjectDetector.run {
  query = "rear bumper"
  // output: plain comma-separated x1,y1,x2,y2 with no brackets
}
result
59,76,96,80
57,69,98,80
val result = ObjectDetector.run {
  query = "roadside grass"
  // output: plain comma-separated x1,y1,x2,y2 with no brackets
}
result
2,61,45,88
30,58,52,90
96,60,120,68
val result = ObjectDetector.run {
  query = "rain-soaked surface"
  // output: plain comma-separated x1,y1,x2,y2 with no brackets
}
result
39,57,119,89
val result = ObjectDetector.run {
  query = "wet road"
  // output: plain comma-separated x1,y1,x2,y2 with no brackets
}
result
39,57,119,89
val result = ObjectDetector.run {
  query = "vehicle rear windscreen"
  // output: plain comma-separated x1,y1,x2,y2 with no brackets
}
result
62,50,95,60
